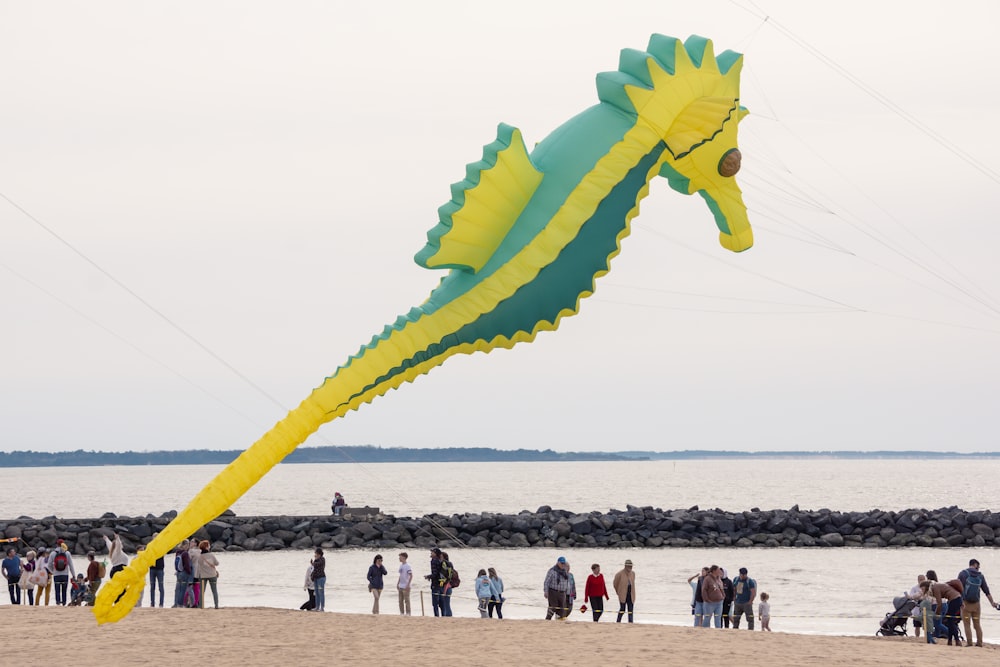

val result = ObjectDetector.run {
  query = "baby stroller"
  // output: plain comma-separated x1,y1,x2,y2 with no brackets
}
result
877,595,916,636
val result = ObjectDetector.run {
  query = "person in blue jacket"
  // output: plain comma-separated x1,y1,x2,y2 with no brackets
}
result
475,568,500,618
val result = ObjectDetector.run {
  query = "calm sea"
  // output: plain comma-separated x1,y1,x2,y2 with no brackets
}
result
2,459,998,640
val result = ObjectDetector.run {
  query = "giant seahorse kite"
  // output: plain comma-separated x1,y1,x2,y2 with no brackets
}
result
93,33,752,623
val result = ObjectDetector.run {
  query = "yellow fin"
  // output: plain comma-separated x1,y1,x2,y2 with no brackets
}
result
415,124,543,273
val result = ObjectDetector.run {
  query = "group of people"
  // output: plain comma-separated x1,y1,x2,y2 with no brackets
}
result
688,565,770,630
2,533,222,611
301,547,507,619
544,557,636,623
171,539,221,609
2,540,94,606
906,559,998,647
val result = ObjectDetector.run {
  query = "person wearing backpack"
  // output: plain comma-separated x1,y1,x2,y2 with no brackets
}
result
958,558,999,647
51,540,76,606
439,552,456,617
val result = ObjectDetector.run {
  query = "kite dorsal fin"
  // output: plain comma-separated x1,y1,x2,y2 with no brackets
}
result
415,123,543,273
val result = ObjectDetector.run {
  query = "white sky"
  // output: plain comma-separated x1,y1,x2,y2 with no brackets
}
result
2,1,999,454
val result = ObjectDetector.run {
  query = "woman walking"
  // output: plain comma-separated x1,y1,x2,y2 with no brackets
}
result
487,567,505,619
584,563,610,622
367,554,388,614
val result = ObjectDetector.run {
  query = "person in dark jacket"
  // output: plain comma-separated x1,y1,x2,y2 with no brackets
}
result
311,548,326,612
721,568,735,628
424,547,443,617
367,554,388,614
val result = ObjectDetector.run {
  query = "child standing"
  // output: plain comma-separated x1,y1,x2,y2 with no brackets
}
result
758,592,772,631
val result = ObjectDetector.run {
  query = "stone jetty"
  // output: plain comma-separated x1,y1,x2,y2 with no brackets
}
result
2,505,997,555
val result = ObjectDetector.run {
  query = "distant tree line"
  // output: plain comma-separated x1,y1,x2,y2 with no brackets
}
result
0,447,993,468
0,446,640,468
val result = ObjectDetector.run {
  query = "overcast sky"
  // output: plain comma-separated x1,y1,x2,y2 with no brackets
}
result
2,1,999,454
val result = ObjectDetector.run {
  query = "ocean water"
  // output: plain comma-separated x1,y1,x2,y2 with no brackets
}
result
2,460,998,641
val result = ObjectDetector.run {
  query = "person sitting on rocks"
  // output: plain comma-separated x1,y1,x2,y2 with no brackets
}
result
331,492,346,516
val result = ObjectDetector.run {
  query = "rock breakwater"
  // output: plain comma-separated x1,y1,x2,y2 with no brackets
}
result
3,505,997,554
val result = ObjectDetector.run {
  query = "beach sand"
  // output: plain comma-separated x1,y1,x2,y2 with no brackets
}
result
2,606,996,666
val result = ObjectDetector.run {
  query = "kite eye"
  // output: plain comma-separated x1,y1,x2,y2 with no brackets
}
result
718,148,742,177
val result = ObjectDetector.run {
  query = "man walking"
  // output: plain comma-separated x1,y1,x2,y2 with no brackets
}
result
613,559,636,623
543,556,571,619
958,558,999,647
731,567,757,629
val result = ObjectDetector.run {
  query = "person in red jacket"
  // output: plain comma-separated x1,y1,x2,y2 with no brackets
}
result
584,563,610,622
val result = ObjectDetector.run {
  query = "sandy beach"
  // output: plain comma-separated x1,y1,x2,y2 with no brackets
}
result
2,606,996,666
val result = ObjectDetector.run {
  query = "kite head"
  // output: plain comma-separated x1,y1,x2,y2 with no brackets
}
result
598,34,753,252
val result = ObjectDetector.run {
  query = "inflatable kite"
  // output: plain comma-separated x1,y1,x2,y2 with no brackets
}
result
93,33,752,623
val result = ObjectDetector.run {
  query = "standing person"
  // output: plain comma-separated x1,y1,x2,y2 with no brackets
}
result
700,564,726,628
487,567,505,619
958,558,998,647
687,567,708,627
731,567,757,630
2,547,22,605
103,532,129,579
148,537,165,608
908,574,927,638
613,559,636,623
367,554,387,614
51,540,76,605
475,569,499,618
543,556,571,620
921,578,962,646
301,559,316,611
85,551,102,605
584,563,609,622
721,568,734,628
758,592,772,631
425,547,443,617
397,552,412,616
311,548,326,612
33,546,52,606
439,552,455,617
187,540,203,608
21,550,37,605
196,540,219,609
173,540,190,608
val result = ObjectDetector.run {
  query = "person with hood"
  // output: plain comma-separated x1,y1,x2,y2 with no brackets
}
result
475,568,500,618
331,492,346,516
613,559,636,623
543,556,571,620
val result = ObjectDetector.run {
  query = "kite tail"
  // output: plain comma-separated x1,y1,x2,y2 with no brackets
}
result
92,396,327,624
